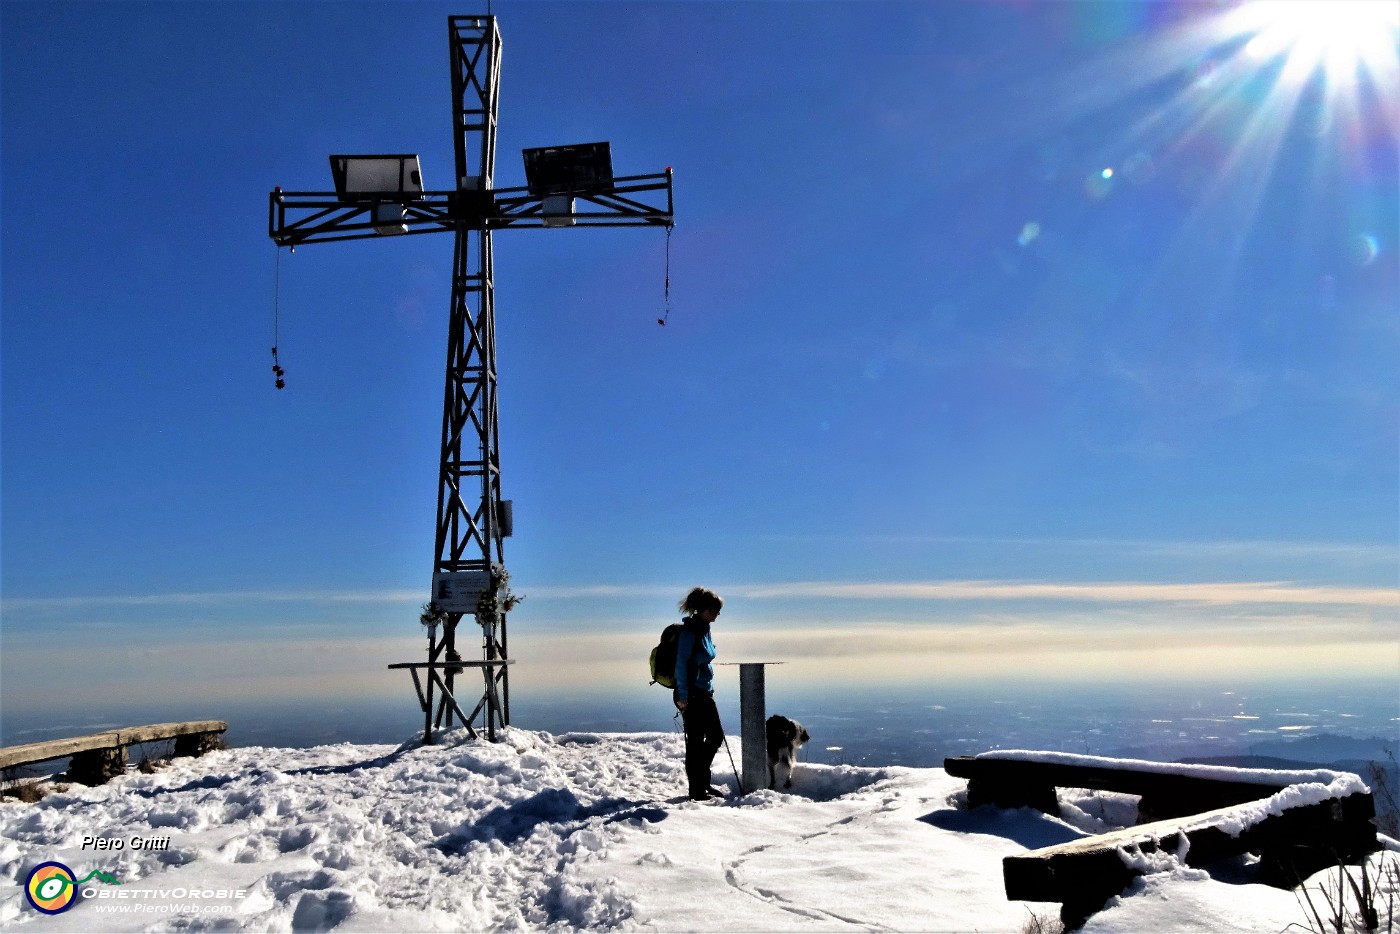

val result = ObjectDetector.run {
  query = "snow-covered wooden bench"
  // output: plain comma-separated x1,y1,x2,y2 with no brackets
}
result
0,720,228,786
947,750,1305,819
945,751,1378,928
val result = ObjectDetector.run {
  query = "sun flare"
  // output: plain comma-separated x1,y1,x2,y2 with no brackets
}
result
1229,0,1400,85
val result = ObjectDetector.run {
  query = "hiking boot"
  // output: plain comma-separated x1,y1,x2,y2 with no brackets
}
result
706,785,727,798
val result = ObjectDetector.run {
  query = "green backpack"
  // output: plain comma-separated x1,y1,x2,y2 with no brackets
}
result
648,623,685,688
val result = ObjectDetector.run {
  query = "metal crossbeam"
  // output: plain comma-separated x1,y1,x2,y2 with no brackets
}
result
267,13,672,743
269,176,674,245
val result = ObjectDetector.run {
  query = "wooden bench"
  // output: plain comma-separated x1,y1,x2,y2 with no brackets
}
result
946,753,1303,819
945,752,1379,928
0,721,228,786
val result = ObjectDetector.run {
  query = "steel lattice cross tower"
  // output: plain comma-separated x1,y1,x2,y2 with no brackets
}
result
268,15,674,741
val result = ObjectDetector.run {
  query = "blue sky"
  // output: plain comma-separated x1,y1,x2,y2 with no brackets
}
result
2,1,1397,728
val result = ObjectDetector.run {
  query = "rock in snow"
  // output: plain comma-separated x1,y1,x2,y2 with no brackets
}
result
0,728,1389,932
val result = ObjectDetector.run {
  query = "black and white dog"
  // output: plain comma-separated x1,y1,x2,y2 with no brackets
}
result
766,715,810,790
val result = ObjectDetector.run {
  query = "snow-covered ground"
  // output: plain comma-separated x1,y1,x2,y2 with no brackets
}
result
0,728,1393,932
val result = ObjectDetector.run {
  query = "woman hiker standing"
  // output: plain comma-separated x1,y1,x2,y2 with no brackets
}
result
674,587,726,800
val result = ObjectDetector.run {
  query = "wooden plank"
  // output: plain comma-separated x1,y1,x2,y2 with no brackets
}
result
945,754,1379,927
944,756,1294,817
1004,790,1377,906
1,721,228,771
115,721,228,745
945,755,1292,797
0,732,120,770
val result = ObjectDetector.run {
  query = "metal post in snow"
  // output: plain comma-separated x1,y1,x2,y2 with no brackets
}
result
739,663,767,794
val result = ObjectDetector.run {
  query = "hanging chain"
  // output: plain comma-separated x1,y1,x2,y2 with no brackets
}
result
658,225,672,326
271,247,286,390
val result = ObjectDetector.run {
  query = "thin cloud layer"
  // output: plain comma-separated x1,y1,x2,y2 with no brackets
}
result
735,579,1398,607
6,576,1392,613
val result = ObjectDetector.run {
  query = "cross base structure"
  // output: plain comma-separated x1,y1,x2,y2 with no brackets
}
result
267,15,673,742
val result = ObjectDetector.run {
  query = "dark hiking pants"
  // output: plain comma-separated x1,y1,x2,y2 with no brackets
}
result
681,692,723,797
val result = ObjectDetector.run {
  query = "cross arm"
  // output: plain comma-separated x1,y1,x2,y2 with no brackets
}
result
491,170,674,229
269,168,673,247
268,190,455,247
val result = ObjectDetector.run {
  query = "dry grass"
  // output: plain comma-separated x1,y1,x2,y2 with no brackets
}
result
1368,751,1398,840
2,781,48,803
1291,852,1399,934
1,765,54,804
135,739,179,774
1021,908,1066,934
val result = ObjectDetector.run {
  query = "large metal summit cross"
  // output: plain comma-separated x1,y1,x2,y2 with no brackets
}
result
268,15,674,742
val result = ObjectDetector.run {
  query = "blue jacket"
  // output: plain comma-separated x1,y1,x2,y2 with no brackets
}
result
674,617,716,702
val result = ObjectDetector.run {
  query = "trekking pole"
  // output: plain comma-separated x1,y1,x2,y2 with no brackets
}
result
714,711,742,795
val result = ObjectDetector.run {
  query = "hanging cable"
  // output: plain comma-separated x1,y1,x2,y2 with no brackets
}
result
658,224,673,326
271,246,286,390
